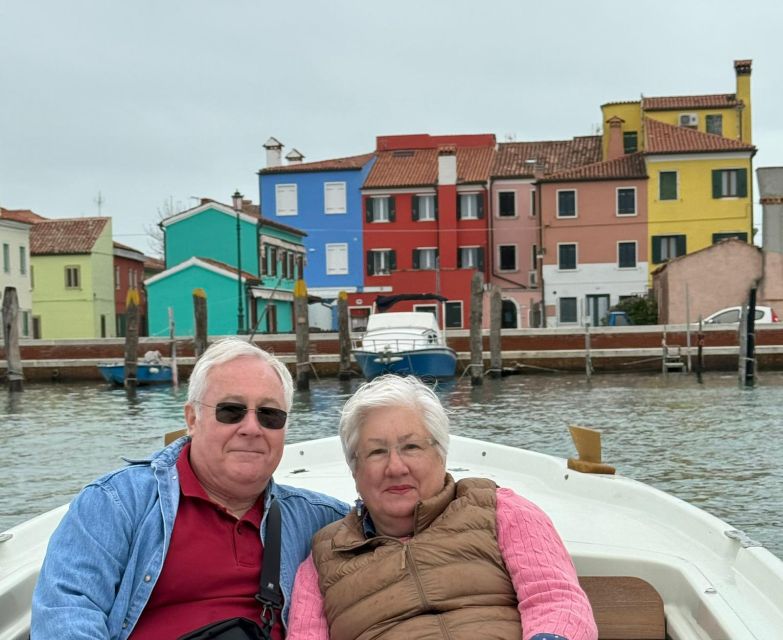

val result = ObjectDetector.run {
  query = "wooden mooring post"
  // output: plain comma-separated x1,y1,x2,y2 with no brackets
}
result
337,291,352,380
469,272,484,386
584,322,593,381
123,289,140,389
2,286,23,391
169,307,179,387
740,287,757,387
488,285,502,379
294,279,311,391
193,288,208,362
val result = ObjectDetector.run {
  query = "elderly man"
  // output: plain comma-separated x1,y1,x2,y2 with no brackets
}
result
32,337,348,639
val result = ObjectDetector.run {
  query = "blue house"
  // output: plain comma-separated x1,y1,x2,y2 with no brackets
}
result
258,138,375,317
145,193,306,336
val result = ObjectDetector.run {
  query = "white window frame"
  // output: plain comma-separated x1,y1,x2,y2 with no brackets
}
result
556,189,577,218
325,243,348,275
415,247,438,270
459,193,480,220
445,300,463,328
497,191,517,218
557,243,578,271
459,246,480,269
370,249,392,275
497,244,518,272
275,183,298,216
369,196,391,222
415,194,436,221
324,182,347,214
616,186,637,216
617,241,638,269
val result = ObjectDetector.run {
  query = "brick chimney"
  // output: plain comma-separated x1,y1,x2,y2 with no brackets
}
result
734,59,752,144
606,116,625,160
264,137,283,168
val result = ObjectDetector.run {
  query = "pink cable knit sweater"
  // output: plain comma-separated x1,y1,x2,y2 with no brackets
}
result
287,488,597,640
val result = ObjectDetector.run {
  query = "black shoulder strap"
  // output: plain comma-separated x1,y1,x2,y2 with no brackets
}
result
256,497,283,636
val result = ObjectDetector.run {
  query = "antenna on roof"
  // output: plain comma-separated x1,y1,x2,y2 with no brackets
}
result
94,191,105,215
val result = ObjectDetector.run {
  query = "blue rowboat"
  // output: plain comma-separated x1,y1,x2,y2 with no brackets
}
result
97,362,173,386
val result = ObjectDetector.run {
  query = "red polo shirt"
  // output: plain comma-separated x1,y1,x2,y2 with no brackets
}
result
130,443,282,639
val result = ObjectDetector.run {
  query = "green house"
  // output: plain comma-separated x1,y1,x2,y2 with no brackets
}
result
146,196,306,336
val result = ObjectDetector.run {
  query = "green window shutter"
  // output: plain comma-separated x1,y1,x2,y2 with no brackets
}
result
737,169,748,198
389,250,397,271
412,196,419,221
477,195,485,219
389,197,396,222
652,237,662,264
660,172,677,200
676,235,687,256
712,170,722,198
457,249,463,269
366,251,374,276
457,195,462,218
412,249,420,269
365,198,372,222
434,195,439,220
477,248,485,271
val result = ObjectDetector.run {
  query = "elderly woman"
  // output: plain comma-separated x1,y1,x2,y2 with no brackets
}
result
287,375,597,640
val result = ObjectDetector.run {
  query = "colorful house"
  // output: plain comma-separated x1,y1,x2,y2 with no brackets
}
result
489,137,603,327
258,138,375,306
0,208,40,339
601,60,756,278
355,133,496,330
146,194,306,336
29,217,115,339
113,241,148,336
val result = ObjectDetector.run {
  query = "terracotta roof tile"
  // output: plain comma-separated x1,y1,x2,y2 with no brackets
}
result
0,208,48,224
541,153,647,183
199,257,259,282
364,145,495,189
491,136,602,179
30,217,110,255
642,93,740,111
258,153,374,175
644,117,755,154
143,256,165,272
260,217,307,237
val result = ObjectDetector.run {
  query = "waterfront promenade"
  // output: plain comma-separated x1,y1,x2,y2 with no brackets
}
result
3,324,783,381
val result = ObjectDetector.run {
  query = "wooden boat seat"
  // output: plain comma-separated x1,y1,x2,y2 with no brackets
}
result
578,576,665,639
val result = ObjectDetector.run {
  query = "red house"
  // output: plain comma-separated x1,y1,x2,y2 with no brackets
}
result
113,241,149,336
350,133,495,330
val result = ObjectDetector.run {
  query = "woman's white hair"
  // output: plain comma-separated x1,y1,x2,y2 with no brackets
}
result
187,337,294,413
339,374,450,471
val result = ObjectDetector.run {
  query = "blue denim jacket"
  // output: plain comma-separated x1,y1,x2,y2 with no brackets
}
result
31,437,348,640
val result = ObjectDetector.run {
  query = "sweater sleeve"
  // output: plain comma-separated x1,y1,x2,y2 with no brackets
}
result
496,488,598,640
286,554,330,640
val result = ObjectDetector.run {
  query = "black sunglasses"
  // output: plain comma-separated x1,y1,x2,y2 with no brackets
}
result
198,402,288,430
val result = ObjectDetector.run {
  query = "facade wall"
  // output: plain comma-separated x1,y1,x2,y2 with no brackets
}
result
259,161,375,294
114,254,147,336
646,153,754,277
147,264,246,337
601,103,642,157
0,220,33,337
165,207,258,276
645,109,743,141
540,178,649,326
654,241,762,324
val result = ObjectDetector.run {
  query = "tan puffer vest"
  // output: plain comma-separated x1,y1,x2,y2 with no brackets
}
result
311,475,521,640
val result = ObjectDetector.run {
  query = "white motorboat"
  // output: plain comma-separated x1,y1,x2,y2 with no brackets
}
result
352,312,457,380
2,434,782,639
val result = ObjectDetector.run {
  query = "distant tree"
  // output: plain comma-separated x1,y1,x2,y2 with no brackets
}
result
145,196,186,258
611,294,658,325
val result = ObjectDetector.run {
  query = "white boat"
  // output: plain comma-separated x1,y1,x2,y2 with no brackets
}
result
2,435,782,639
352,312,457,380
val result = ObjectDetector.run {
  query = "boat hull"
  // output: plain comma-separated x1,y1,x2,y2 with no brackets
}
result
97,363,173,386
352,347,457,380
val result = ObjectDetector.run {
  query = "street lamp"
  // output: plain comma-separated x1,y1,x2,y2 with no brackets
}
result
232,190,245,333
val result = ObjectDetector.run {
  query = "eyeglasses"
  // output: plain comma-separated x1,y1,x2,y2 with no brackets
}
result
355,438,435,466
197,402,288,430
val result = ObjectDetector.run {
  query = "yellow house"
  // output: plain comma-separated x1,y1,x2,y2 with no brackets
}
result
30,217,115,338
601,60,756,278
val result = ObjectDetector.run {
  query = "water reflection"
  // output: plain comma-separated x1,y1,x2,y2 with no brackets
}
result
1,373,782,559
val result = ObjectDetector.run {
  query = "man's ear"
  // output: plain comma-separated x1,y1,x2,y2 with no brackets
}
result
184,403,198,436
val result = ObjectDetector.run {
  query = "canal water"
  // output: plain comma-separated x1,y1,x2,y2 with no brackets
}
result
2,372,781,559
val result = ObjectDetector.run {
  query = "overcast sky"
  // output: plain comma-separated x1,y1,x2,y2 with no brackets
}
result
2,1,781,256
